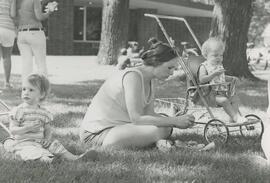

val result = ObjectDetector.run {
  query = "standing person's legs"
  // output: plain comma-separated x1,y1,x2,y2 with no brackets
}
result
31,31,48,77
102,124,172,148
17,32,34,82
262,79,270,164
267,80,270,116
1,46,13,87
0,28,16,88
261,125,270,163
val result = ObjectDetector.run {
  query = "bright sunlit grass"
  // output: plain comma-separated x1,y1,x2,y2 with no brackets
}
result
0,73,270,183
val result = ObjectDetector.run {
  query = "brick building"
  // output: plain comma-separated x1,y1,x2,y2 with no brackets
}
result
28,0,213,55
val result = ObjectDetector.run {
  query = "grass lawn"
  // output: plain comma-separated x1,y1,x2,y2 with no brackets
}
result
0,73,270,183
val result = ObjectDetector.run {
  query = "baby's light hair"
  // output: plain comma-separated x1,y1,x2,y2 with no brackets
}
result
201,37,225,59
26,74,50,101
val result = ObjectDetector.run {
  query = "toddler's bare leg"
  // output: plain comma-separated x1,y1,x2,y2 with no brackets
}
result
48,140,98,161
216,96,238,122
47,140,78,160
230,95,242,116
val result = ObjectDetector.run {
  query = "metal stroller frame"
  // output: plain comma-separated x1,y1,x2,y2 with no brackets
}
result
145,13,264,144
0,100,11,143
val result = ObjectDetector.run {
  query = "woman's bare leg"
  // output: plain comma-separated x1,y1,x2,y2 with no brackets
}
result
102,124,172,148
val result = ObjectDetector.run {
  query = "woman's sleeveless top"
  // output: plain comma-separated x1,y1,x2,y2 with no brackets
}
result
80,68,155,134
0,0,15,30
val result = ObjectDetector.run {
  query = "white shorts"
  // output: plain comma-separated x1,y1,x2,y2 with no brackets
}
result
0,27,16,47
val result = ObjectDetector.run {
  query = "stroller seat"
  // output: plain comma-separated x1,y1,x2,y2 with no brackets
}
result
185,55,237,107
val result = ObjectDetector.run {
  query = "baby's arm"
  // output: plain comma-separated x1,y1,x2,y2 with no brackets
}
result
198,66,212,84
199,66,225,84
39,123,53,148
43,123,52,141
9,119,41,135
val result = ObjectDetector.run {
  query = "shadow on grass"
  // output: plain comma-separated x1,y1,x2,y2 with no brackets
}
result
156,78,268,110
51,79,104,100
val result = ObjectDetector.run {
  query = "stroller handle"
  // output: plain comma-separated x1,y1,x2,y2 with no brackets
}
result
144,13,202,51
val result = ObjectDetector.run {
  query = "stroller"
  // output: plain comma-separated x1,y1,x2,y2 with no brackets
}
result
145,14,264,144
0,100,11,144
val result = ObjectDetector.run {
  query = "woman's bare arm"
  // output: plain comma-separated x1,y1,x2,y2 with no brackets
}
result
10,0,16,18
33,0,51,21
123,72,194,129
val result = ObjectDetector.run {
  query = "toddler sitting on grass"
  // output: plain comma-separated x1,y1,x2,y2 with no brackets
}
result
3,74,97,162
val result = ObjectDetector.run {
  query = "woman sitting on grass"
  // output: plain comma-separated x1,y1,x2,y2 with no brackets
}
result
80,40,195,149
3,74,97,162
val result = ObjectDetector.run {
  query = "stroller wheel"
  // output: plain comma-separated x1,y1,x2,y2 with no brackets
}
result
204,119,229,144
240,114,264,141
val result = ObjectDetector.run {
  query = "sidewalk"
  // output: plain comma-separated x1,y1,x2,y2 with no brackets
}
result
1,56,117,84
1,55,269,85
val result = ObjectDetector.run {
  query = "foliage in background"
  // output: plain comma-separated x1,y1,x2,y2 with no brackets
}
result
192,0,270,47
248,0,270,46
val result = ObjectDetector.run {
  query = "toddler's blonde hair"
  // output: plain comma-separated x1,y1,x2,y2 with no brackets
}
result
201,37,225,59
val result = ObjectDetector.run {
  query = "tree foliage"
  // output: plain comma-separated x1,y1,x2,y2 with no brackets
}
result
248,0,270,45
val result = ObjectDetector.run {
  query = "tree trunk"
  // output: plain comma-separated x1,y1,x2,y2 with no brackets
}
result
97,0,129,65
210,0,257,79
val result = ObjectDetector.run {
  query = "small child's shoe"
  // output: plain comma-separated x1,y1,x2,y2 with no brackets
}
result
156,139,175,152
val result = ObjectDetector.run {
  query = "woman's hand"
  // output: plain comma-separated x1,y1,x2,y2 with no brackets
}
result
174,114,195,129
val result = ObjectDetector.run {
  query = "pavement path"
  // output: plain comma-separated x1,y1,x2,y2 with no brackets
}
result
1,56,269,85
1,56,117,84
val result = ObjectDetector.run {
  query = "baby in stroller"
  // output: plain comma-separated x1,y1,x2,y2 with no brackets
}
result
197,37,247,123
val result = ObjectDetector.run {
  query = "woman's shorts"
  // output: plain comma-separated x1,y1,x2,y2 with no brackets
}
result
82,127,113,147
0,27,16,47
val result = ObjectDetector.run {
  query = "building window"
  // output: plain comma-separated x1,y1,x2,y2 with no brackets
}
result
74,7,102,41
